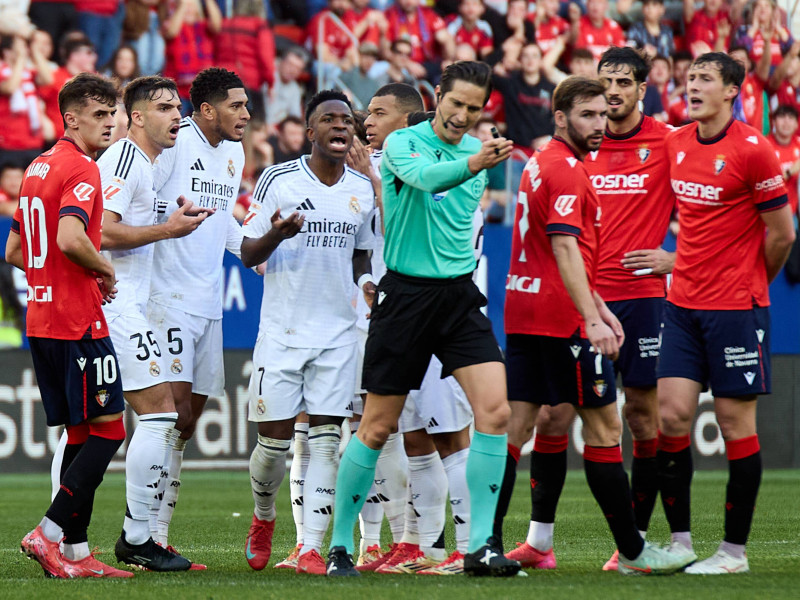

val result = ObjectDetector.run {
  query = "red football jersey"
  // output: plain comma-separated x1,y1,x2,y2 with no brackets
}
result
740,72,766,134
532,15,569,56
770,79,800,115
12,138,109,340
667,94,689,126
767,133,800,214
385,6,446,64
0,62,44,151
447,18,493,55
585,116,674,301
666,120,788,310
685,9,731,55
306,10,355,60
574,16,625,63
505,137,601,338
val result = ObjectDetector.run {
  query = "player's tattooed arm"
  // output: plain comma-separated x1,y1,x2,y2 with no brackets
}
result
240,209,304,267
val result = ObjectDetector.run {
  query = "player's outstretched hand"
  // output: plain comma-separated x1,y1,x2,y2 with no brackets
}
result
270,209,305,239
177,194,216,217
468,137,513,174
586,319,619,361
347,138,373,178
621,247,675,275
96,274,118,305
166,199,209,238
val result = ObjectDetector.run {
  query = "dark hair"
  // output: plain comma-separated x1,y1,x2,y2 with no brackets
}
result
107,44,141,81
642,0,664,5
407,111,435,126
278,115,305,131
123,76,179,125
552,75,607,115
280,45,308,63
391,39,412,54
773,104,799,119
671,49,693,64
598,46,651,84
59,36,94,64
58,72,117,118
652,53,670,65
305,89,352,126
570,48,594,62
439,60,493,105
189,67,244,111
353,110,368,143
0,35,13,52
692,52,745,89
373,83,424,114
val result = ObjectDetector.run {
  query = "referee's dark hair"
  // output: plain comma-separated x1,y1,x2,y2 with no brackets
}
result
552,76,607,116
598,46,651,84
58,72,117,118
438,60,493,105
123,75,179,126
373,83,424,114
190,67,245,111
407,111,435,126
693,52,745,90
305,89,352,126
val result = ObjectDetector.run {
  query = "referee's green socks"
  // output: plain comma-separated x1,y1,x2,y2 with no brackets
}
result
467,431,508,552
330,435,381,554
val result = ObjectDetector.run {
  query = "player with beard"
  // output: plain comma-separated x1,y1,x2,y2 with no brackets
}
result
242,90,375,575
501,75,688,575
495,47,679,572
134,68,249,568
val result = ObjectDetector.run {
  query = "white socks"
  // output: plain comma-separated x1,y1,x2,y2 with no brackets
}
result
124,412,177,545
39,517,62,543
442,448,470,554
375,432,408,543
671,531,693,550
526,521,554,552
360,484,384,550
289,423,309,546
51,431,67,501
299,424,341,556
408,451,447,560
149,427,180,543
154,436,186,546
63,541,89,561
249,435,291,522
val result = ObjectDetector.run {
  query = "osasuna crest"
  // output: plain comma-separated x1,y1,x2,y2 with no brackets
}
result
96,389,110,407
637,145,650,164
593,379,607,397
227,158,235,177
714,155,726,175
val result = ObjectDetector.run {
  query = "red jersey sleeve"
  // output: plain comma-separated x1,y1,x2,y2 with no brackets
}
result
58,158,101,229
745,138,789,212
544,171,587,238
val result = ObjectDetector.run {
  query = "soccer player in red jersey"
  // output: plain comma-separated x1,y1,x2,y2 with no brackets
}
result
500,75,688,576
767,105,800,214
5,73,132,580
571,0,626,64
497,47,678,572
659,52,795,574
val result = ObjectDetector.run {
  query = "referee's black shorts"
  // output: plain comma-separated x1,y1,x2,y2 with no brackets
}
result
362,270,503,396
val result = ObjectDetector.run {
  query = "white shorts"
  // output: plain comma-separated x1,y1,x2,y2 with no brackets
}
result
248,336,356,422
146,301,225,397
399,356,473,434
106,311,169,392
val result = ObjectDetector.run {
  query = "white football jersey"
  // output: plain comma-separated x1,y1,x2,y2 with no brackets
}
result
355,149,485,331
243,156,375,349
98,137,164,317
149,116,245,319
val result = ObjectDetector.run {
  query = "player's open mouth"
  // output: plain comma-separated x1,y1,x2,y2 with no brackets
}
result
329,136,348,151
689,97,702,107
608,98,622,106
169,125,180,138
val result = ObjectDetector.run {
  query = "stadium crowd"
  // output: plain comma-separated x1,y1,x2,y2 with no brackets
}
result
2,0,799,584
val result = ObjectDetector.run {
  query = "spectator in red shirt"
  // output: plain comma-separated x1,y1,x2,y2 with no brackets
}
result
446,0,494,60
160,0,221,112
767,104,800,214
531,0,570,63
0,162,23,217
684,0,733,57
0,35,48,167
768,40,800,114
730,43,772,134
38,36,97,142
214,0,276,122
343,0,387,47
733,0,793,69
75,0,125,67
384,0,455,82
570,0,626,64
306,0,359,84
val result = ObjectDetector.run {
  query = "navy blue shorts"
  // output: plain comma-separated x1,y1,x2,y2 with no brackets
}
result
656,302,771,397
29,335,125,426
607,297,664,389
506,333,616,408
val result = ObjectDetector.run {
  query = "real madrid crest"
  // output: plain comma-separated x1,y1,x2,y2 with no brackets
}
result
349,196,361,214
228,159,235,177
149,361,161,377
714,154,726,175
171,359,183,374
637,144,650,164
256,398,265,415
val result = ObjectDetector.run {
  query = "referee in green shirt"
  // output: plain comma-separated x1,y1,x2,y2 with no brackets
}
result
328,61,518,577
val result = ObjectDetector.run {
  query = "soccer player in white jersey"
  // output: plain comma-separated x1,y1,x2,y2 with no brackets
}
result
146,68,249,555
98,76,210,572
242,90,375,575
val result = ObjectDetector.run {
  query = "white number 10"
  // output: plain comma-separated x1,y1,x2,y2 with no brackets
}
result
18,196,48,269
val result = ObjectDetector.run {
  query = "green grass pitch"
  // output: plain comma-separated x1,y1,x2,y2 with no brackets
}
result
1,470,798,599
